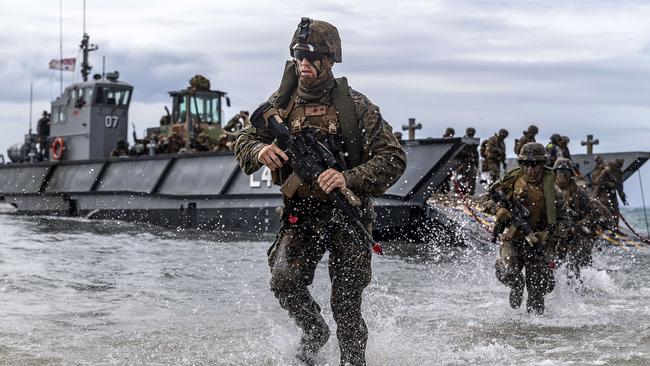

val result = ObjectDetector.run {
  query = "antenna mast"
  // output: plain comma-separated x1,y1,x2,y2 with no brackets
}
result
59,0,63,94
80,0,98,82
83,0,86,34
29,82,33,134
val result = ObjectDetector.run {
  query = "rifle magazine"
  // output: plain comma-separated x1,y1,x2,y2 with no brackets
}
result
280,173,302,198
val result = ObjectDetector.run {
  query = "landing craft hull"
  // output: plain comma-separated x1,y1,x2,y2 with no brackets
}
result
2,140,646,243
0,138,474,241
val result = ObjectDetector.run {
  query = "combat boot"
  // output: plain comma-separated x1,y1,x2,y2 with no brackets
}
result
526,294,544,315
341,350,366,366
295,318,330,366
509,276,525,309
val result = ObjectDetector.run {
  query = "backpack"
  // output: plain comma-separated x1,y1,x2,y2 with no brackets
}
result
480,139,488,158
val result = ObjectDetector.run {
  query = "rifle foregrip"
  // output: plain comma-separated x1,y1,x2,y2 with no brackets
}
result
340,187,361,207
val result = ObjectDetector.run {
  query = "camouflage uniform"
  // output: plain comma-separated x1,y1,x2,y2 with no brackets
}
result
513,125,538,155
589,156,605,189
194,132,213,152
490,143,568,314
546,134,563,167
592,159,627,226
559,136,572,162
235,18,406,366
553,158,600,280
110,139,129,157
454,127,479,195
481,129,508,183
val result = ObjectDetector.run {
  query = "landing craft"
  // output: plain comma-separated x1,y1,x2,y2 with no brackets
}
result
0,33,648,245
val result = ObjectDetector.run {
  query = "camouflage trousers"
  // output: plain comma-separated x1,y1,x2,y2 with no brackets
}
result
495,239,555,313
556,234,594,280
268,215,372,366
481,159,502,182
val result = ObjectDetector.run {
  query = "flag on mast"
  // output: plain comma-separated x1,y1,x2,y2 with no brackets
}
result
49,58,76,71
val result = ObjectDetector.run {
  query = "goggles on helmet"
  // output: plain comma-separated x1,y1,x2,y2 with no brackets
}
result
519,160,544,168
293,49,325,62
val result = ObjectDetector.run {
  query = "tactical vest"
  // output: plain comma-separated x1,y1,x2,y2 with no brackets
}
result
271,61,363,169
514,174,546,230
500,167,557,225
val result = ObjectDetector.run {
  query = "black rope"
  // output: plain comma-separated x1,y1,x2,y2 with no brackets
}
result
639,169,650,236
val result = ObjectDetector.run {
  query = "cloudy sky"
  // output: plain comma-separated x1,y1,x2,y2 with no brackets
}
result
1,0,649,208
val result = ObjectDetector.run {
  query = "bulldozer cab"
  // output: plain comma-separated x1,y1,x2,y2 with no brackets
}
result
171,90,225,125
161,74,232,148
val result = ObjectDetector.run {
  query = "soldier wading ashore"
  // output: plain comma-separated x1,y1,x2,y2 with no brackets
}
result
489,142,569,314
235,18,406,366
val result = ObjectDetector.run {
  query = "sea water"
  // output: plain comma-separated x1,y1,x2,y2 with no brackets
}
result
0,209,648,365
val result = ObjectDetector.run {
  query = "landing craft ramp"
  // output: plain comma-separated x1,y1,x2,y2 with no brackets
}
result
0,138,475,239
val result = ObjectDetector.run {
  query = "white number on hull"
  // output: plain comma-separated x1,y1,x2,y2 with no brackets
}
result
105,116,119,129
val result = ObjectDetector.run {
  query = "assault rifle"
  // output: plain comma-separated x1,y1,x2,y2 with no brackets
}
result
251,102,383,255
490,188,553,266
490,188,533,243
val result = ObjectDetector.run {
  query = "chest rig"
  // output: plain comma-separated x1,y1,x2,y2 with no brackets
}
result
514,175,547,230
500,167,558,229
274,95,346,200
286,99,341,137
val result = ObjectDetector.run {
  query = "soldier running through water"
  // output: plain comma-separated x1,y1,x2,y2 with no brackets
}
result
490,142,568,314
553,158,603,282
234,18,406,366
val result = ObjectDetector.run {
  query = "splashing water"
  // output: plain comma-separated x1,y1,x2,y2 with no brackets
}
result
0,214,648,365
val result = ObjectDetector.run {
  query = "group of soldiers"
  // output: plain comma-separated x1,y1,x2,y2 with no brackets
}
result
438,123,630,315
110,109,251,158
110,128,233,158
448,124,627,225
112,16,637,364
488,142,623,315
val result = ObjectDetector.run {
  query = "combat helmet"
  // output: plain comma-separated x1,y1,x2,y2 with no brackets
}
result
518,142,548,163
527,125,539,135
189,75,211,91
290,18,342,63
498,128,509,138
552,157,574,175
465,127,476,137
444,127,455,137
550,133,562,144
